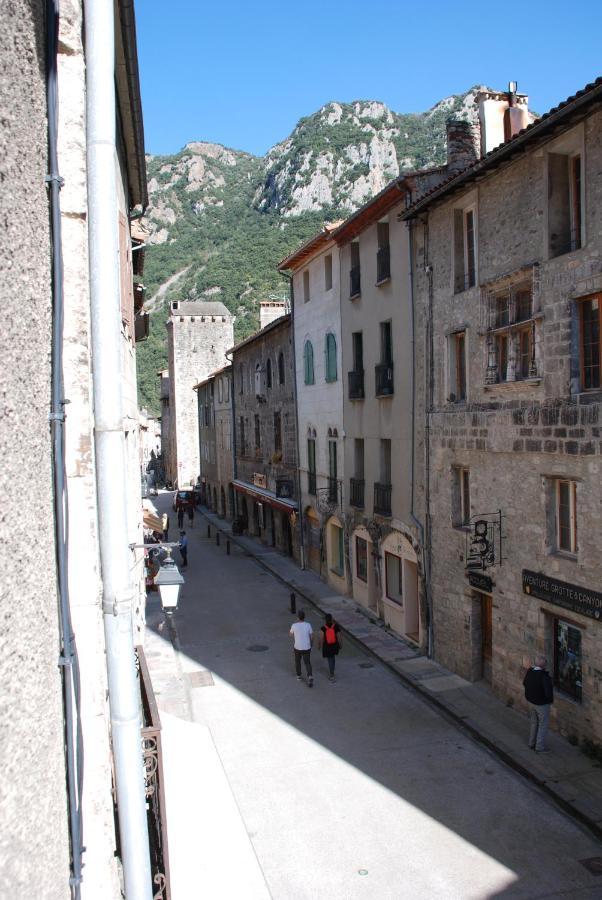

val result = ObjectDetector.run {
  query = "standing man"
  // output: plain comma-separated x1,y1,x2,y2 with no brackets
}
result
177,503,184,529
162,512,169,542
523,655,554,752
178,530,188,568
290,609,313,687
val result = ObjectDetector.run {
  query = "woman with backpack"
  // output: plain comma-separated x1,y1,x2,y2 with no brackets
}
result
318,613,342,682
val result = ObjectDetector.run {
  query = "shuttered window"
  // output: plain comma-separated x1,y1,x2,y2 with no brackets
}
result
325,333,337,383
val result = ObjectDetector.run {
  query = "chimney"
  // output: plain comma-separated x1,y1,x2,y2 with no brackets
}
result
477,83,530,156
446,120,481,175
259,299,287,330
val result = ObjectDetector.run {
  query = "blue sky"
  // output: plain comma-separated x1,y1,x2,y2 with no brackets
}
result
137,0,601,158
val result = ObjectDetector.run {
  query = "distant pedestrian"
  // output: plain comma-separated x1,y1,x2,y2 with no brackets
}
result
318,613,342,682
290,609,313,687
162,513,169,542
188,505,194,528
523,655,554,752
178,530,188,568
177,506,184,529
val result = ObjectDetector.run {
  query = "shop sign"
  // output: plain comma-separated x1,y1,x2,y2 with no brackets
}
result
276,477,294,499
467,572,493,592
253,473,267,488
522,570,602,621
465,511,503,572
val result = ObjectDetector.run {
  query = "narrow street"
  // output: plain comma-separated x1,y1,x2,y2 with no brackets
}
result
148,496,602,900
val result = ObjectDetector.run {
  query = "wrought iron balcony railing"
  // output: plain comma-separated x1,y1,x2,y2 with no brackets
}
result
374,482,392,516
348,369,365,400
349,477,365,509
375,363,394,397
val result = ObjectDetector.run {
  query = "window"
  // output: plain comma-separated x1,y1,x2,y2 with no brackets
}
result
324,254,333,291
452,467,470,527
516,327,533,381
330,523,344,576
224,376,229,402
380,321,393,366
350,241,361,298
328,439,337,502
254,414,261,451
254,362,265,398
273,411,282,453
303,340,315,385
578,295,601,390
554,619,582,702
278,352,285,385
349,331,364,399
376,322,393,396
448,330,466,402
325,333,337,382
556,479,577,554
303,269,310,303
548,152,582,258
350,439,365,508
354,438,364,479
385,552,403,604
377,221,391,283
239,416,246,455
356,536,368,582
266,357,272,389
239,364,244,394
307,438,316,495
218,379,223,403
486,283,537,383
454,206,477,292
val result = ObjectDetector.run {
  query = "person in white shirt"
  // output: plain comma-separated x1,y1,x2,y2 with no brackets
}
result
290,609,313,687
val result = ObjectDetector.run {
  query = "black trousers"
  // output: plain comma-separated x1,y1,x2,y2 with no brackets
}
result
294,649,312,677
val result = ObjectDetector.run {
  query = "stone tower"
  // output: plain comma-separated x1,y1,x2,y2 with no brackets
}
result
166,300,235,486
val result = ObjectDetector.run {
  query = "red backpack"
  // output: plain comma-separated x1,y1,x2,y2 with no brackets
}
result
324,624,337,645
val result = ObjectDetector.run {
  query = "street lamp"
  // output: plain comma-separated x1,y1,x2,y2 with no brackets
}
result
154,550,184,614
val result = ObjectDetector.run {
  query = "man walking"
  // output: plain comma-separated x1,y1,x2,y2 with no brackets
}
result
523,655,554,752
290,609,313,687
178,530,188,568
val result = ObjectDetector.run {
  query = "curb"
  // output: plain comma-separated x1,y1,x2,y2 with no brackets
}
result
199,508,602,844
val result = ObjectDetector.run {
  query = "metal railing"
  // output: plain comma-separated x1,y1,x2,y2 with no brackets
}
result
348,369,365,399
136,645,171,900
375,363,394,396
350,265,361,298
374,482,392,516
327,476,338,504
349,477,365,509
377,245,391,282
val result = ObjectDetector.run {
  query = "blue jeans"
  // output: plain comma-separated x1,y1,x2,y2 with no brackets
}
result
529,703,550,750
327,655,336,676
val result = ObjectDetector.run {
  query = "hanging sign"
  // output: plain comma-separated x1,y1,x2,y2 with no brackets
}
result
522,570,602,621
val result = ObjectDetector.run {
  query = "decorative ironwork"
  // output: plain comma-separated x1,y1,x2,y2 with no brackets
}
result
153,873,167,900
316,481,340,515
143,736,159,798
348,369,365,399
465,511,504,572
374,482,392,516
375,364,394,397
349,477,365,509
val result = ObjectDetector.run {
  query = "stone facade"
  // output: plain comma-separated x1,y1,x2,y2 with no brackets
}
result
406,88,602,744
167,299,234,487
158,369,172,481
196,366,233,517
232,315,300,560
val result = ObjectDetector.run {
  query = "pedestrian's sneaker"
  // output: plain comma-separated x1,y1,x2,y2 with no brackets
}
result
308,677,314,688
296,675,302,681
329,675,335,683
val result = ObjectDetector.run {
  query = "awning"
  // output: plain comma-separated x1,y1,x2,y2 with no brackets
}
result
233,479,298,514
143,510,163,532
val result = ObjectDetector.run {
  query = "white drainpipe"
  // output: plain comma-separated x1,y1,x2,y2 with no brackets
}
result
84,0,153,896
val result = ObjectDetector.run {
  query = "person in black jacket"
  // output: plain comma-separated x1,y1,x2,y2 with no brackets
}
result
523,655,554,752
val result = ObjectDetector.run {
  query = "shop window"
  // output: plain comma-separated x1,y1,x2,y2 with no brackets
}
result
355,536,368,582
385,552,403,605
554,619,582,702
578,295,601,391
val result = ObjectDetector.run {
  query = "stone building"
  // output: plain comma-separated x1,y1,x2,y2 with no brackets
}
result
403,78,602,744
166,299,234,487
1,0,154,896
278,225,344,582
195,365,233,516
231,314,301,560
158,367,172,481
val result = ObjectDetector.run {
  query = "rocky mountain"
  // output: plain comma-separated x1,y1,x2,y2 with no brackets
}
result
138,87,485,412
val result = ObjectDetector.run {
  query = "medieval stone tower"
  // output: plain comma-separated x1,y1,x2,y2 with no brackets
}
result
166,300,235,486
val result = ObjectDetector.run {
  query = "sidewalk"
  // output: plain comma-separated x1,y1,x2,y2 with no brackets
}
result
199,504,602,842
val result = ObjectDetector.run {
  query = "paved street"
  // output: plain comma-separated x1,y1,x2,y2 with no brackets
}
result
149,498,602,899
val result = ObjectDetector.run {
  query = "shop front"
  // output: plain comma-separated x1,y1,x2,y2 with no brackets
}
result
233,478,299,561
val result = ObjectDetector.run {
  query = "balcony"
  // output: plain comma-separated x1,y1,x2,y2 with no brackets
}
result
348,369,365,400
307,471,316,496
327,476,338,504
349,477,365,509
375,363,394,397
350,265,361,299
374,482,392,516
377,245,391,283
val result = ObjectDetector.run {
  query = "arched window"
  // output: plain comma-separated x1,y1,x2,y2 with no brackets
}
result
325,333,337,383
278,351,285,385
303,340,315,385
266,357,272,389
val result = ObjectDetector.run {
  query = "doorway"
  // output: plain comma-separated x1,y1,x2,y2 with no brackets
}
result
475,591,493,683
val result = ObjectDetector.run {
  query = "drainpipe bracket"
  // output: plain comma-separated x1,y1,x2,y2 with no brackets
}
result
102,588,135,617
45,173,65,189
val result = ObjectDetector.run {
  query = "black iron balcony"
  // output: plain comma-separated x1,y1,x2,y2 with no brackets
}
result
349,477,365,509
377,245,391,283
374,482,392,516
350,265,361,298
327,476,338,504
307,471,316,496
348,369,365,400
375,363,394,397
